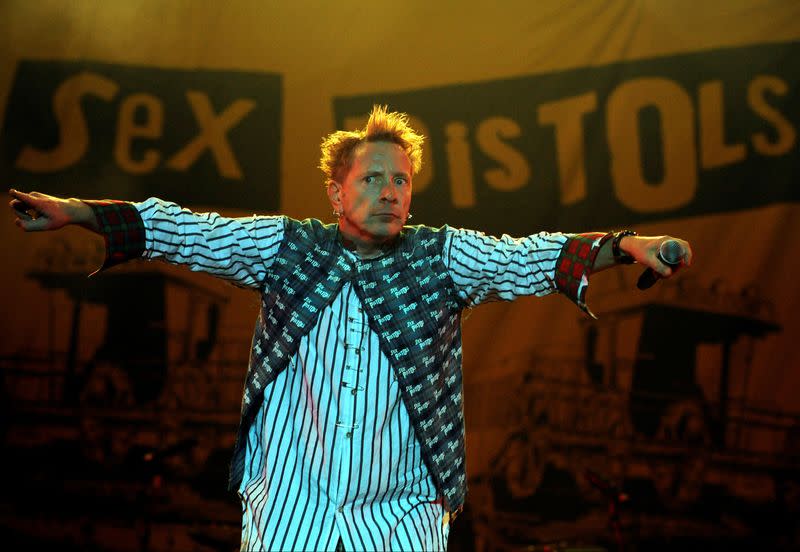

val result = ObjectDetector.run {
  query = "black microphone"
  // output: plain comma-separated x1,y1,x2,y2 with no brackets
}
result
637,239,685,290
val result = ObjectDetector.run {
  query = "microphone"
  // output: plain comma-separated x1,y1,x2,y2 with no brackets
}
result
637,239,685,290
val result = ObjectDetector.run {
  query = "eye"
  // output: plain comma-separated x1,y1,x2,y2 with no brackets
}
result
364,175,376,185
394,177,408,186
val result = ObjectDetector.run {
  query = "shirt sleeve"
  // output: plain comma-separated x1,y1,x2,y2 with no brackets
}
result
85,197,285,289
83,199,146,274
443,227,612,318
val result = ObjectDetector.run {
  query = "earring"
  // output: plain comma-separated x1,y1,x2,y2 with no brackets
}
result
333,209,342,218
407,213,413,220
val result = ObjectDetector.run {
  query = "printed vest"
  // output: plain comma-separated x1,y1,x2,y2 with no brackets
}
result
228,217,469,512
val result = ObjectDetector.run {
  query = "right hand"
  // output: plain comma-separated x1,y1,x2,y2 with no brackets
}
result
8,189,88,232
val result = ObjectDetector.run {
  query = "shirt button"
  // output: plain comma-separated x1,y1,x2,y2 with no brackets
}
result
351,389,357,395
337,506,344,513
346,432,352,439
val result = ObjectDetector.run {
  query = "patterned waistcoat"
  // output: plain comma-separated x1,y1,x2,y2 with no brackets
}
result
227,217,469,512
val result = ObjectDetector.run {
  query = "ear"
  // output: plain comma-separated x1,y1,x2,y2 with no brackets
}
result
326,180,342,211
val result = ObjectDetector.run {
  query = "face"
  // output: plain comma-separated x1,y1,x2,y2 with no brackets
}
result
328,141,412,247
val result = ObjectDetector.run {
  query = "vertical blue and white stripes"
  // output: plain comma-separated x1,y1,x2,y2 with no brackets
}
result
240,276,448,552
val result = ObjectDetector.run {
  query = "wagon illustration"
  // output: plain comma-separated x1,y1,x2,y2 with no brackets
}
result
466,278,799,550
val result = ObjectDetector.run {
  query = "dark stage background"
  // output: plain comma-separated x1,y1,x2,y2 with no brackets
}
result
1,1,799,550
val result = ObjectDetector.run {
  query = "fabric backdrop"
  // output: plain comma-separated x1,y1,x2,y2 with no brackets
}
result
1,1,798,549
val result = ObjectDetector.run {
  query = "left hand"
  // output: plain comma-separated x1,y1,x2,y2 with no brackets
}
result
620,234,693,278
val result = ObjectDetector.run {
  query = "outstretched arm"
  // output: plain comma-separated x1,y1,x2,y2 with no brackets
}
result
9,189,285,289
444,227,692,317
9,189,99,232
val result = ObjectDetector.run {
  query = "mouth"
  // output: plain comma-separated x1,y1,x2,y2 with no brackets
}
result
373,213,400,219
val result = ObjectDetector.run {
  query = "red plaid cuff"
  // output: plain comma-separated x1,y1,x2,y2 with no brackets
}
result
555,232,613,318
84,200,145,276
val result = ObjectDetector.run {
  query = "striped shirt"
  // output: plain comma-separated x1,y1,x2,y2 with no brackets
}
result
134,198,571,552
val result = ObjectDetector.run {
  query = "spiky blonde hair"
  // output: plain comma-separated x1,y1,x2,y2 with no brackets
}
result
319,105,424,185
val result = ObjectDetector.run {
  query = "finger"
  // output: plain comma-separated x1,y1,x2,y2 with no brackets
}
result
653,251,673,277
9,199,34,220
9,190,47,220
9,188,38,205
15,215,51,232
683,242,693,267
10,197,31,209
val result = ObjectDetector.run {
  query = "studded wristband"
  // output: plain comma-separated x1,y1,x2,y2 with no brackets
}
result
612,230,637,264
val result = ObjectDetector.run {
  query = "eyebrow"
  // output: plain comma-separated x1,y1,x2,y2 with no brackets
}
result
362,170,411,179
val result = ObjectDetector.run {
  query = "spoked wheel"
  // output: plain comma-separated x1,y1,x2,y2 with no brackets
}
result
652,399,711,509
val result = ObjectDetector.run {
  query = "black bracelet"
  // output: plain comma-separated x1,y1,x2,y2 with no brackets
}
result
612,230,637,264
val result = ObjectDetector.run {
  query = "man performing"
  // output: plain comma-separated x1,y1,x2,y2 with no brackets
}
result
9,105,691,552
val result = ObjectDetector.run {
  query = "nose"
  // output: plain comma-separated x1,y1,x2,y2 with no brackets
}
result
379,181,397,202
